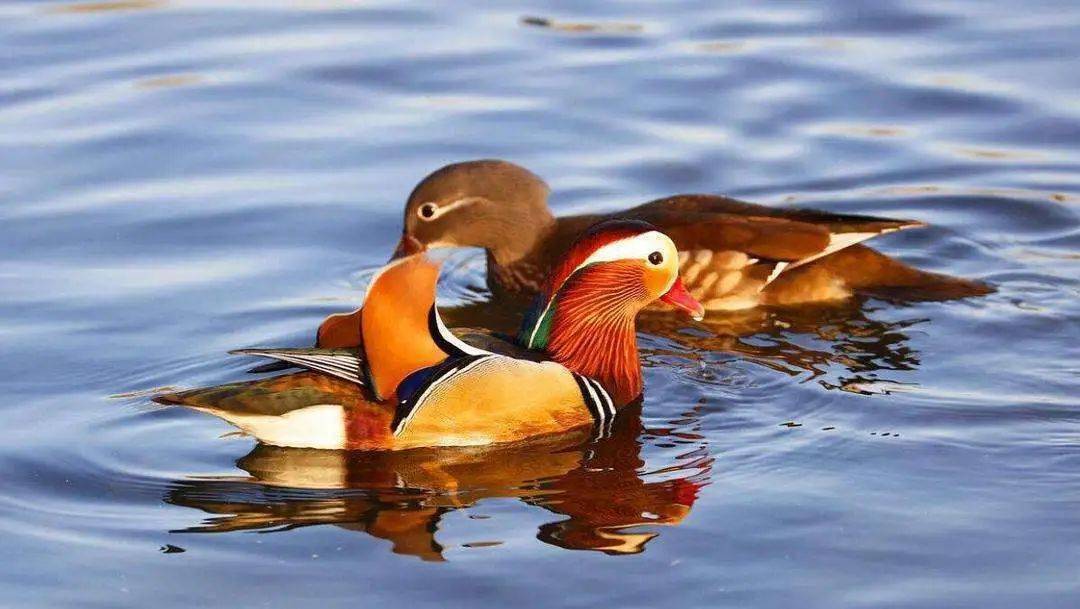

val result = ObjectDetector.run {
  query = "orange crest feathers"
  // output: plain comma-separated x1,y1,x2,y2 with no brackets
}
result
361,255,448,400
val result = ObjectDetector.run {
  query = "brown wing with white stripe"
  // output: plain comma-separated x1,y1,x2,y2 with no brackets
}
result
627,198,924,310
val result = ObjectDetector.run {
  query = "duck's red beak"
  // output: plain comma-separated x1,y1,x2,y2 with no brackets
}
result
390,233,425,261
660,277,705,321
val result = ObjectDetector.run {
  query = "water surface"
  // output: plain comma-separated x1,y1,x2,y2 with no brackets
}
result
1,1,1078,607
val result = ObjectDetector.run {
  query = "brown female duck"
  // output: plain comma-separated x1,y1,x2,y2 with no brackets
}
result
392,159,991,311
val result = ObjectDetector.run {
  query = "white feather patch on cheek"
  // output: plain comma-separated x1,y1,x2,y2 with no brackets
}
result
578,231,680,294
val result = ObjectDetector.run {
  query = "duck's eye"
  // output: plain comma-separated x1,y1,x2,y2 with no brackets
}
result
648,251,664,266
418,203,437,220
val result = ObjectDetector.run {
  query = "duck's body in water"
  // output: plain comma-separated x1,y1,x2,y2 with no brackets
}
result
394,160,992,310
163,221,704,450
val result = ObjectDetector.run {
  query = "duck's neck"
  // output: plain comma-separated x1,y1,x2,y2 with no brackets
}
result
525,263,645,405
488,206,556,267
485,212,558,295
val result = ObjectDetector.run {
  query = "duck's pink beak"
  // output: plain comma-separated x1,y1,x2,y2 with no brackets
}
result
660,277,705,321
390,233,425,261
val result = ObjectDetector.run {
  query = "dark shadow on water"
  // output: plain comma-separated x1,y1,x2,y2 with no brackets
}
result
165,399,711,561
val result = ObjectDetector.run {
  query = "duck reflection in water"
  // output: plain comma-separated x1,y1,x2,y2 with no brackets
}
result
163,372,711,560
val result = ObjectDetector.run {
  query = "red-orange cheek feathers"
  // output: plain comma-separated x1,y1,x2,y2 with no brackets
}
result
642,262,674,299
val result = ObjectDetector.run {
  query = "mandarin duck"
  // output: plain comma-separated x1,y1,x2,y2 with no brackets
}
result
173,220,704,450
391,159,991,310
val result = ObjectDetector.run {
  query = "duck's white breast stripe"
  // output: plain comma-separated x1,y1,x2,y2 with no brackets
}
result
586,377,616,439
588,378,615,419
587,377,615,440
570,374,619,440
432,307,490,356
581,378,606,426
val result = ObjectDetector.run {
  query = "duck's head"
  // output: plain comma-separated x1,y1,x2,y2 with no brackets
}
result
393,160,555,264
519,219,704,404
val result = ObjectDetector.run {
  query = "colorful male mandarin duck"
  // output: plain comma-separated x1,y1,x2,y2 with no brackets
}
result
181,220,704,450
391,159,991,310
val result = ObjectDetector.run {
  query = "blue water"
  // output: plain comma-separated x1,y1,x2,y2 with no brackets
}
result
1,1,1078,607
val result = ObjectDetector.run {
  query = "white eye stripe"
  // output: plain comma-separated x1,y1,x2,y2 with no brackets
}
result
524,230,679,348
417,197,484,221
576,231,679,292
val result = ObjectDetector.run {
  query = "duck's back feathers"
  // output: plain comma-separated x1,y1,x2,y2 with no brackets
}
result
627,194,922,235
763,243,994,305
452,329,548,361
624,194,922,264
156,372,361,417
591,194,947,309
651,213,830,262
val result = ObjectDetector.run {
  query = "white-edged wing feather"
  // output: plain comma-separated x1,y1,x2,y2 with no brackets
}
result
230,348,365,385
763,226,915,287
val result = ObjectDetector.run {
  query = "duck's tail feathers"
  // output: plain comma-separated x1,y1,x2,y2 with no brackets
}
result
246,360,297,374
855,271,995,301
231,348,366,386
787,244,994,302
